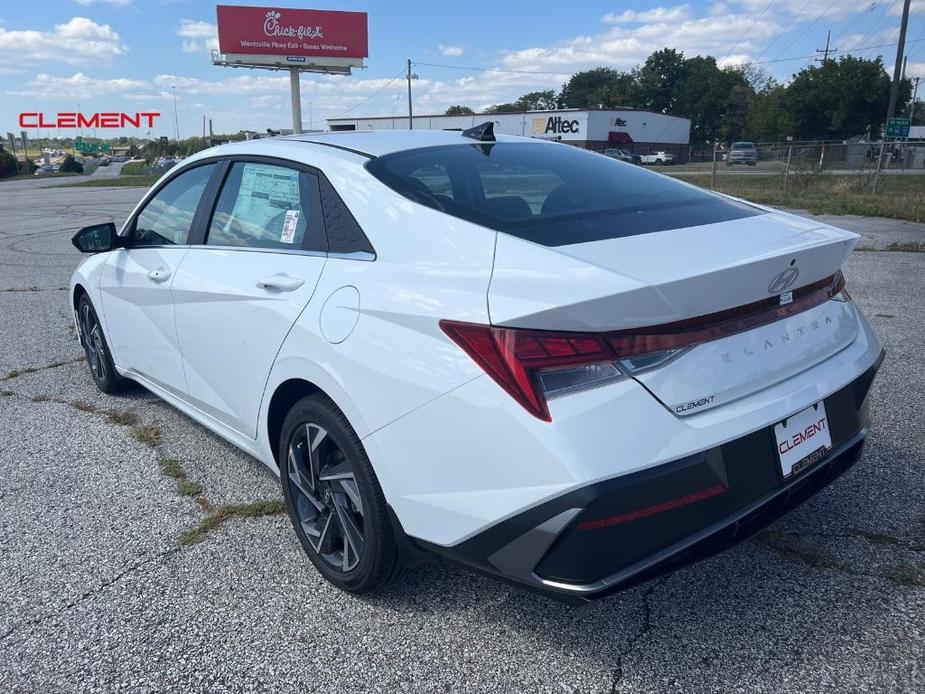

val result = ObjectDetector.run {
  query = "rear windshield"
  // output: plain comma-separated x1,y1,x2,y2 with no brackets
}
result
366,143,762,246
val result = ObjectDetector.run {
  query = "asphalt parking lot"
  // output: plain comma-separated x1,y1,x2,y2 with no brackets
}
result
1,176,923,693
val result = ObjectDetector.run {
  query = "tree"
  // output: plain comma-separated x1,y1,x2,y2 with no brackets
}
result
444,105,474,115
0,149,18,178
911,101,925,126
514,90,558,111
632,48,688,113
745,85,792,141
783,56,910,139
59,155,83,174
669,56,752,142
559,67,634,108
484,102,521,114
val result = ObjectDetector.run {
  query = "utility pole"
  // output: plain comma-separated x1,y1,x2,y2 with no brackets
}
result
289,68,302,134
886,0,912,124
407,59,413,130
815,30,836,65
911,77,921,122
171,86,180,141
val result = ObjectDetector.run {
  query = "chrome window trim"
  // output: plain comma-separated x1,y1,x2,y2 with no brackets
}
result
178,245,377,261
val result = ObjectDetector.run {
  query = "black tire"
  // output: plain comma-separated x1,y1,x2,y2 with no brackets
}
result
279,393,401,594
77,294,132,394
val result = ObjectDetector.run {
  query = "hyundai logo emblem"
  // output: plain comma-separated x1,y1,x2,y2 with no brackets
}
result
768,268,800,294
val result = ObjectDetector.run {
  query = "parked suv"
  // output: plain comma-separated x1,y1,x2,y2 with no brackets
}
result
727,142,758,166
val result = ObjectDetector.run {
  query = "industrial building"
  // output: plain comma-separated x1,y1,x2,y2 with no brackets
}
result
327,108,692,160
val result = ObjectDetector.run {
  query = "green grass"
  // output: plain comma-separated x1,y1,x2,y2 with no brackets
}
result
882,565,925,587
120,161,150,175
178,499,287,546
130,424,163,448
0,171,79,183
669,172,925,223
159,458,203,498
54,174,158,188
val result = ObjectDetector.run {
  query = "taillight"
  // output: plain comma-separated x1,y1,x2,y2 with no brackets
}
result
440,321,681,421
440,272,846,422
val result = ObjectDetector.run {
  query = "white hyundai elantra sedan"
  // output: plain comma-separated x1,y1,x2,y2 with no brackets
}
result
70,125,884,600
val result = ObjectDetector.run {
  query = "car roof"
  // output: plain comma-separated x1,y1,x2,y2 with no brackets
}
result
281,129,544,157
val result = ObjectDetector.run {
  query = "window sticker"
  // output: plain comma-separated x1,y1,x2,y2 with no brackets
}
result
280,209,300,244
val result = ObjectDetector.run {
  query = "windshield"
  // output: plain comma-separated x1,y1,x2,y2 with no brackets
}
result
366,143,762,246
732,143,756,150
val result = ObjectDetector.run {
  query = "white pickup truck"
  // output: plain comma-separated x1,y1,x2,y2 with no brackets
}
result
639,151,675,165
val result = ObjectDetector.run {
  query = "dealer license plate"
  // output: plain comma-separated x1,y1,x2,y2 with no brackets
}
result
774,401,832,479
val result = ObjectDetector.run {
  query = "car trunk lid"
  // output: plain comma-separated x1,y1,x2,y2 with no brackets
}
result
488,209,860,412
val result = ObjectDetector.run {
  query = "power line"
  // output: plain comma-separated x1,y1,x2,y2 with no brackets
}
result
413,61,571,76
753,0,814,61
329,66,407,119
725,0,776,60
829,1,882,46
840,0,902,52
771,0,840,62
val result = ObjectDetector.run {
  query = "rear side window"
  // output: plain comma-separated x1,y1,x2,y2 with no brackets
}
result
366,143,762,246
207,162,316,250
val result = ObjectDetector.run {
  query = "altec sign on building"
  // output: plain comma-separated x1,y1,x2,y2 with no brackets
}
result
216,5,368,59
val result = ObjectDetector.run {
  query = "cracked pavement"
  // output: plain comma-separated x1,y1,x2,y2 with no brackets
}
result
1,177,923,693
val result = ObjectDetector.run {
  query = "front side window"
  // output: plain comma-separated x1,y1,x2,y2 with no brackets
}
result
366,143,762,246
206,162,314,250
133,163,215,246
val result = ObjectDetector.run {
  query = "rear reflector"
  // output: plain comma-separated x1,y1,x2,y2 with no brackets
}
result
576,483,728,530
441,271,846,421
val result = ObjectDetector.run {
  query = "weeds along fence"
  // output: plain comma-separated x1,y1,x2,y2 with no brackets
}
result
701,141,925,194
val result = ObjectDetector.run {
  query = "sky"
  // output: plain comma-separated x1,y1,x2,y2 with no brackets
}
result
1,0,923,139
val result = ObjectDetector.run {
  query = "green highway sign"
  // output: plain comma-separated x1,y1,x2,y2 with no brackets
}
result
885,118,911,138
74,138,112,154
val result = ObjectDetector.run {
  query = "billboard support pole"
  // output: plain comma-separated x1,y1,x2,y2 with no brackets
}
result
290,68,303,134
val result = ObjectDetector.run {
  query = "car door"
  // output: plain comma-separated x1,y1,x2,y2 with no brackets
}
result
99,162,218,395
171,158,327,438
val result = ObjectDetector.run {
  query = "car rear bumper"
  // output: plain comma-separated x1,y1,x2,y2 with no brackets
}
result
416,350,883,601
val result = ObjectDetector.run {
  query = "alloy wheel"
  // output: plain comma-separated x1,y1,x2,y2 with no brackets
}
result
286,423,365,573
80,302,107,382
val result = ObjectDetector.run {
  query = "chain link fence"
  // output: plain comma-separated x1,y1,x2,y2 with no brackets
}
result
691,140,925,192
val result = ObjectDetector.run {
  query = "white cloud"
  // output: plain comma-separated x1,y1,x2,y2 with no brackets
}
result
438,44,464,57
499,8,779,74
11,72,150,99
735,0,871,18
717,54,752,69
177,19,218,53
603,5,691,24
0,17,127,65
886,0,925,14
903,62,925,80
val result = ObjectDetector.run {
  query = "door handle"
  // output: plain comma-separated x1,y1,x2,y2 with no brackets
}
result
256,274,305,292
147,267,171,283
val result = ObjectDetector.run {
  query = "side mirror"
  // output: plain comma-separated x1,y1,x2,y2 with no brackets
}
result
71,223,119,254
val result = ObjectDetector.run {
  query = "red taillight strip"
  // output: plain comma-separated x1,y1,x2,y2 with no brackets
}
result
576,483,728,530
604,271,844,357
441,272,845,421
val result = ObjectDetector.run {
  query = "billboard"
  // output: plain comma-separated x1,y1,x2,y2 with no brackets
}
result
216,5,368,60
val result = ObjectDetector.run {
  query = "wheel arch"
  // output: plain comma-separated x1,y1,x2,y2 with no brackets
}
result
72,282,88,310
266,378,324,466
